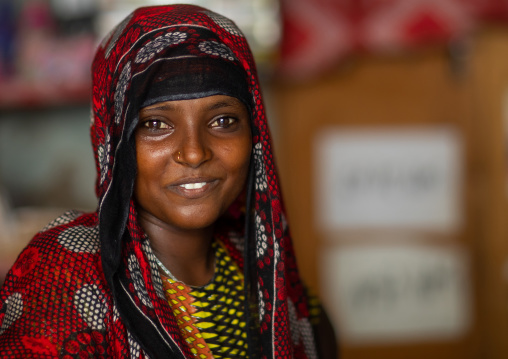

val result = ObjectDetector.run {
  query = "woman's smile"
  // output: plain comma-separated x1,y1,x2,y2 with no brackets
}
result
168,177,220,198
134,95,252,232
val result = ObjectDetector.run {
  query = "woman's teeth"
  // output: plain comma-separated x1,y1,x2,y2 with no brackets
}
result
180,182,207,190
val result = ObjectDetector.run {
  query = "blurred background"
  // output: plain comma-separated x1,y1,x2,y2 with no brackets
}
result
2,0,508,358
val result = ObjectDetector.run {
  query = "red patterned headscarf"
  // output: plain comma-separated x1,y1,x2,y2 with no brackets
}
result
0,5,317,358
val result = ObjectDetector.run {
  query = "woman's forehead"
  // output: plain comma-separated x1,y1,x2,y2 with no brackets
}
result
141,95,246,112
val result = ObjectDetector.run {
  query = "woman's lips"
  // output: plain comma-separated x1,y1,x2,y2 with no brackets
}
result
179,182,207,190
168,178,219,198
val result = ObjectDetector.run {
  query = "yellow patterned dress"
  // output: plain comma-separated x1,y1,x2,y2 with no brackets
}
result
158,240,248,358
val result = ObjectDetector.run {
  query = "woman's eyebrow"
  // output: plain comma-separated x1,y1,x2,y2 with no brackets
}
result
207,100,241,111
143,104,175,112
142,99,242,112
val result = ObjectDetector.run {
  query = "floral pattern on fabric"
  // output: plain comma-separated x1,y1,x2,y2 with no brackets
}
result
0,213,133,358
198,41,237,61
114,61,132,125
135,31,188,63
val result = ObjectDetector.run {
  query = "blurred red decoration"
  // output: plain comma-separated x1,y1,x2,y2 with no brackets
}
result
278,0,508,79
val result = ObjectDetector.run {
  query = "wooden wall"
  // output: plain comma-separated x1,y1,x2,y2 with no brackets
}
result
269,26,508,359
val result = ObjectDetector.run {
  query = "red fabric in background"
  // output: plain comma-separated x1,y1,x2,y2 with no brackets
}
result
472,0,508,21
359,0,474,51
279,0,508,79
279,0,352,78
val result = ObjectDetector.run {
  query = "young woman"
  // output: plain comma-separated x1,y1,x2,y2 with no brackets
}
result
0,5,336,358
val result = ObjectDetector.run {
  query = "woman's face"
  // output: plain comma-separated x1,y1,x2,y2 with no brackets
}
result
134,95,252,233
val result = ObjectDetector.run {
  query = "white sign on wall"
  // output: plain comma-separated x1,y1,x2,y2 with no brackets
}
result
314,127,462,232
320,244,471,344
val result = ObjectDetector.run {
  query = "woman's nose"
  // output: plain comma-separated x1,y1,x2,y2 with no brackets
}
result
173,128,211,167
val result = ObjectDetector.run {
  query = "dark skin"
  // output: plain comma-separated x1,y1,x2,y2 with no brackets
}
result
134,95,252,286
134,94,338,356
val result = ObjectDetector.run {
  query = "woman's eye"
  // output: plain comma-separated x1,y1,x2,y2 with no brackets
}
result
210,117,236,128
142,120,170,130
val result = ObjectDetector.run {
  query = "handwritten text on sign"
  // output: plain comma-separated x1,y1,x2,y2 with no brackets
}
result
314,128,462,232
321,244,471,343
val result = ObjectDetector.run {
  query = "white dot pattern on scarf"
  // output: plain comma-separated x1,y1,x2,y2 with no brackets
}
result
255,214,268,259
128,254,154,308
42,210,83,232
203,11,244,37
254,143,268,192
74,285,108,330
128,331,142,358
0,293,23,335
58,225,99,254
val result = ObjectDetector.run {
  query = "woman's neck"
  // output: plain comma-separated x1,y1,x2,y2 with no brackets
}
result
137,211,216,287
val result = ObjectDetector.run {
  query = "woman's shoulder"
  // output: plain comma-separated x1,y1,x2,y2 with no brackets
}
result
33,209,100,256
0,210,117,357
2,209,104,292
